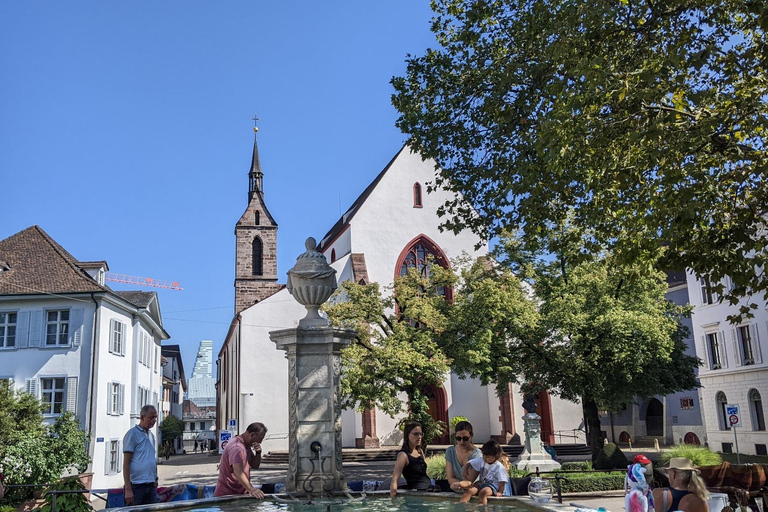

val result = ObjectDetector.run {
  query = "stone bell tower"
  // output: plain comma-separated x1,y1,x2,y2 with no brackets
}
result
234,117,281,314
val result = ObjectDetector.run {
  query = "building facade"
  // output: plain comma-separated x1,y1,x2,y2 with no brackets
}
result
0,226,169,492
160,344,186,453
218,138,585,452
687,273,768,455
187,339,215,407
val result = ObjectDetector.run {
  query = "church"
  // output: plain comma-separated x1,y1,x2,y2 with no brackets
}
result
216,130,585,451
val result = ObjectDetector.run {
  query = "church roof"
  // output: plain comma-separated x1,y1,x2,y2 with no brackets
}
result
0,225,111,295
114,290,156,308
317,145,407,253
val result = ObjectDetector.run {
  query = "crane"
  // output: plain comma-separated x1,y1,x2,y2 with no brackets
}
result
104,272,183,291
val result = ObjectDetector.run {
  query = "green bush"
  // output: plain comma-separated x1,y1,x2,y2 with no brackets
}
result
37,476,92,512
659,445,722,467
561,461,592,471
594,443,629,470
557,471,626,493
425,453,447,480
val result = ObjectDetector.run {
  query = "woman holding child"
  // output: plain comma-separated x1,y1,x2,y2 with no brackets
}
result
445,421,482,491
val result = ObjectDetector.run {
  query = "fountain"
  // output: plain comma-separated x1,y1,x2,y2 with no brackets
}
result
512,394,561,472
270,238,356,495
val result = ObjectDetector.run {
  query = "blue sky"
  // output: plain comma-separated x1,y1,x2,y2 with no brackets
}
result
0,2,437,375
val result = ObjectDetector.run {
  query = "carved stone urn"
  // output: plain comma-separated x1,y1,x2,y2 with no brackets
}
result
286,237,337,327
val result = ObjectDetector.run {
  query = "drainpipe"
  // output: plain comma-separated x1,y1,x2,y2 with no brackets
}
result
86,293,101,464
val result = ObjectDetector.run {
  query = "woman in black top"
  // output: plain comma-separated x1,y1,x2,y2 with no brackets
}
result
390,422,432,497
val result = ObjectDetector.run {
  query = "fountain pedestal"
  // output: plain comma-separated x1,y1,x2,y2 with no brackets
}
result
513,412,562,472
270,237,355,493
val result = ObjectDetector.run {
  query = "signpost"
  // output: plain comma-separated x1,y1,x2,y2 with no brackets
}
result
725,404,742,464
218,430,233,455
228,418,237,432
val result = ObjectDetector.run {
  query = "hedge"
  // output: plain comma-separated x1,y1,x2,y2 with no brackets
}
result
555,471,626,493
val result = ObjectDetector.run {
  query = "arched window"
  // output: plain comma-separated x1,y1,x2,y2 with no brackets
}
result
750,389,765,431
716,391,728,431
254,211,260,225
413,182,423,208
395,235,451,300
252,237,263,276
331,249,336,263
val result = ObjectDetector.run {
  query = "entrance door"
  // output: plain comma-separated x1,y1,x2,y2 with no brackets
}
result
422,384,449,444
646,398,664,436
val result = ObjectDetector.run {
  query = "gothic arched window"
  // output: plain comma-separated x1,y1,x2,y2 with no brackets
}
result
331,249,336,263
254,211,260,226
413,183,423,208
750,389,765,431
716,391,728,431
395,235,451,300
252,237,263,276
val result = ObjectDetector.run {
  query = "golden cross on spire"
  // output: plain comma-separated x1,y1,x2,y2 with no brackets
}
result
251,113,260,133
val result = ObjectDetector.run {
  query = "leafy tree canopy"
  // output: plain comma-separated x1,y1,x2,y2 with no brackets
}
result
393,0,768,316
159,415,185,444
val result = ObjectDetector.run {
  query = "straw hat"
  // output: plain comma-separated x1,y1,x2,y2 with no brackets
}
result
663,457,699,473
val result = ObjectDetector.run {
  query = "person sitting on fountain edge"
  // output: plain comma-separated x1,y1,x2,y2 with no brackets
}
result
390,422,433,497
214,422,268,498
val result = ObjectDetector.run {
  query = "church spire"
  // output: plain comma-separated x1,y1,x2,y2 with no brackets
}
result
248,113,264,202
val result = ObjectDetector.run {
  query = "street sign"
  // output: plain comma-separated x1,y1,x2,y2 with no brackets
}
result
725,404,742,427
228,418,237,431
218,430,233,454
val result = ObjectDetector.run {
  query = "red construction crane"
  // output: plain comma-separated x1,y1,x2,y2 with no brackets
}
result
104,272,183,291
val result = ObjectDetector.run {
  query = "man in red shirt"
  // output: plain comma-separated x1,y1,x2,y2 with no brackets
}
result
214,422,268,498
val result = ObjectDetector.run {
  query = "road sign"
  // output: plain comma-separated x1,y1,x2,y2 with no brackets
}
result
218,430,233,454
725,404,742,427
228,418,237,431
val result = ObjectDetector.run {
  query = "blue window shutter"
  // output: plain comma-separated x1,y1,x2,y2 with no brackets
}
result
69,308,84,346
29,311,43,348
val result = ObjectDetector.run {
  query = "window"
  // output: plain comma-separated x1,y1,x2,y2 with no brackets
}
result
252,237,263,276
110,320,125,355
707,332,723,369
137,386,150,412
0,312,16,348
721,442,733,454
716,391,729,431
738,325,755,365
108,439,120,474
45,310,69,346
254,211,260,225
680,397,695,410
413,182,423,207
330,249,336,263
757,444,768,456
138,332,151,367
41,377,65,415
107,382,124,416
700,277,718,305
750,389,765,431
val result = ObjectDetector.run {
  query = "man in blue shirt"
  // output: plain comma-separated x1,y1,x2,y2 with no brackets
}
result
123,405,159,505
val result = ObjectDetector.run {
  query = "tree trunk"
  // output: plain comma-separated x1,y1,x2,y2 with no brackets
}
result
583,396,604,463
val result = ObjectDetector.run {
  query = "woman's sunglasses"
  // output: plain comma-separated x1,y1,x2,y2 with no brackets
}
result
456,436,471,442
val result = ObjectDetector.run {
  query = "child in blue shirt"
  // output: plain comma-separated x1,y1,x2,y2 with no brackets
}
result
459,440,509,504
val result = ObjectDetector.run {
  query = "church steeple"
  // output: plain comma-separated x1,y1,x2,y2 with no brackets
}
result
248,114,264,202
234,115,280,315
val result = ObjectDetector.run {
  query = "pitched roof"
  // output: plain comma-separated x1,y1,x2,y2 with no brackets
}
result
115,290,156,308
317,145,407,253
0,225,111,295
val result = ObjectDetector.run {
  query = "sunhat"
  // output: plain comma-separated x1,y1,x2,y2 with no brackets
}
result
663,457,699,473
634,454,652,465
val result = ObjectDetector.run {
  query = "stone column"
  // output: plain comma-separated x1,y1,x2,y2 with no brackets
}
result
270,237,355,494
513,394,561,472
271,326,355,493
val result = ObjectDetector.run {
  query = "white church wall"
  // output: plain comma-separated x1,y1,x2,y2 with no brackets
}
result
341,409,359,447
238,288,306,452
448,374,493,442
325,227,352,263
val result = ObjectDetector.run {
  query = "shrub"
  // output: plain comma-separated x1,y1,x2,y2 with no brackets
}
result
425,453,446,480
659,445,722,467
37,476,92,512
561,461,592,471
594,443,628,470
557,471,626,493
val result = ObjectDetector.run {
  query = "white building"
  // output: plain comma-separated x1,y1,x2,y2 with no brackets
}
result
160,344,186,453
0,226,169,492
218,138,584,452
686,273,768,455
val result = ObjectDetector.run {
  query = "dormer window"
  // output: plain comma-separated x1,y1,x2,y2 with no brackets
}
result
413,183,423,208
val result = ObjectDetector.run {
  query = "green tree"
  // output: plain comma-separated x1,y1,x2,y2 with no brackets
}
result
516,249,699,461
325,256,539,442
392,0,768,315
159,415,185,445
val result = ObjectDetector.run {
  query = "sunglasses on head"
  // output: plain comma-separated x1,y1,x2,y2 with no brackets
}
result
456,436,471,442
